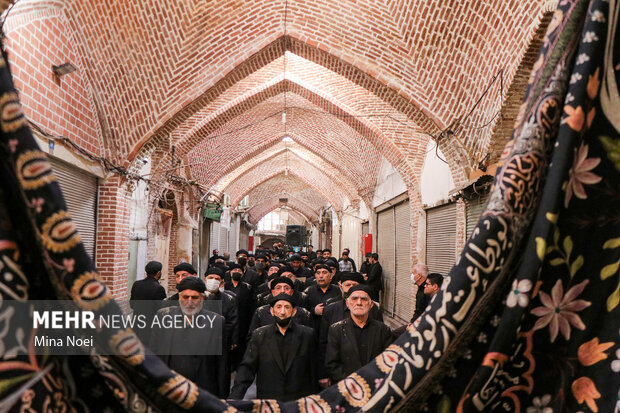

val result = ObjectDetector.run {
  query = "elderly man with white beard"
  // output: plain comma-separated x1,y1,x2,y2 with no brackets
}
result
150,276,229,397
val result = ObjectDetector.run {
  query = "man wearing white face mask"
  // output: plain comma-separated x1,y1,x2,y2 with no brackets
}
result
205,267,239,352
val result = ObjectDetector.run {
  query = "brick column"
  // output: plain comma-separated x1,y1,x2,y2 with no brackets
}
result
455,198,467,261
96,174,131,301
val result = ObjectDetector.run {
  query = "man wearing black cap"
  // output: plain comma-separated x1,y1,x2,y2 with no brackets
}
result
130,261,166,342
325,284,392,383
247,276,312,339
289,254,313,286
225,263,254,370
130,261,166,302
230,294,318,401
151,277,228,397
303,264,341,338
205,267,239,351
317,272,383,387
253,253,269,288
366,253,383,302
255,262,282,298
324,258,341,284
234,249,260,293
165,262,198,305
306,244,317,262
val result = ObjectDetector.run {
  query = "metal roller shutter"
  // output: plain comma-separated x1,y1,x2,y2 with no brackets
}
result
394,202,411,322
228,219,238,254
377,209,395,315
49,158,98,257
239,226,249,250
426,203,456,276
219,224,229,253
210,221,220,254
466,194,490,240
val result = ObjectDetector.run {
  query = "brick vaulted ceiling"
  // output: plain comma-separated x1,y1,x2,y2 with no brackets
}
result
4,0,558,219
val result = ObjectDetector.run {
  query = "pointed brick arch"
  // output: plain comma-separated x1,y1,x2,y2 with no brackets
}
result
229,166,344,212
245,174,328,214
213,140,359,200
127,34,440,163
219,148,357,205
247,197,319,226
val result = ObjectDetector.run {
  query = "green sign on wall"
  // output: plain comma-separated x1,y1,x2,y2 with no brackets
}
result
203,203,222,221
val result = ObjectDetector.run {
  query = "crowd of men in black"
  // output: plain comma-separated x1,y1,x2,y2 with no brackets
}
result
129,243,444,401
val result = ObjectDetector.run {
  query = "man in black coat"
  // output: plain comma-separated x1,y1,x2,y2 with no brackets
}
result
163,262,198,306
410,263,430,323
150,277,229,398
204,267,239,351
225,263,254,370
359,252,372,277
411,273,443,325
303,264,341,338
130,261,166,342
366,253,383,302
247,277,312,340
306,244,317,262
326,284,392,383
289,254,313,285
230,294,318,401
318,272,383,387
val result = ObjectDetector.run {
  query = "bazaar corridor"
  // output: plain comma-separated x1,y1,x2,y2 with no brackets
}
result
0,0,618,412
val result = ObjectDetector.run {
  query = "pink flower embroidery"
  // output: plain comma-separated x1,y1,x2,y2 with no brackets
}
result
30,198,44,213
63,258,75,273
531,279,590,342
564,143,601,207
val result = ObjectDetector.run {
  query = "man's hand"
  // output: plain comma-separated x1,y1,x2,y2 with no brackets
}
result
363,274,368,281
231,344,238,350
314,303,325,315
318,378,331,388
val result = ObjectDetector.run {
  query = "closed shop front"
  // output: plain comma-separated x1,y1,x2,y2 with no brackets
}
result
49,158,98,257
211,221,221,254
466,193,491,240
239,224,250,251
376,197,411,321
426,202,457,276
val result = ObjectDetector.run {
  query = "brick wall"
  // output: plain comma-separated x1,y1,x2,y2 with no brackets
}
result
5,7,103,156
95,175,130,301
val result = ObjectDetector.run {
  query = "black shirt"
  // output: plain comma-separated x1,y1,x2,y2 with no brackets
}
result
352,319,371,366
274,323,295,368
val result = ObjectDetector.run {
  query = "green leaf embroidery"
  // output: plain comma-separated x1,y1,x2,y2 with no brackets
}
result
600,136,620,172
603,238,620,249
570,255,584,277
536,237,546,261
550,258,565,266
563,236,573,259
601,259,620,280
607,282,620,312
546,212,558,223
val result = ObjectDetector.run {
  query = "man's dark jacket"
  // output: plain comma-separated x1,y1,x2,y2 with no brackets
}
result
230,323,318,401
325,317,392,382
367,262,383,300
225,280,254,344
411,284,429,323
317,298,383,378
129,276,166,342
206,290,239,346
150,306,229,398
247,304,313,340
